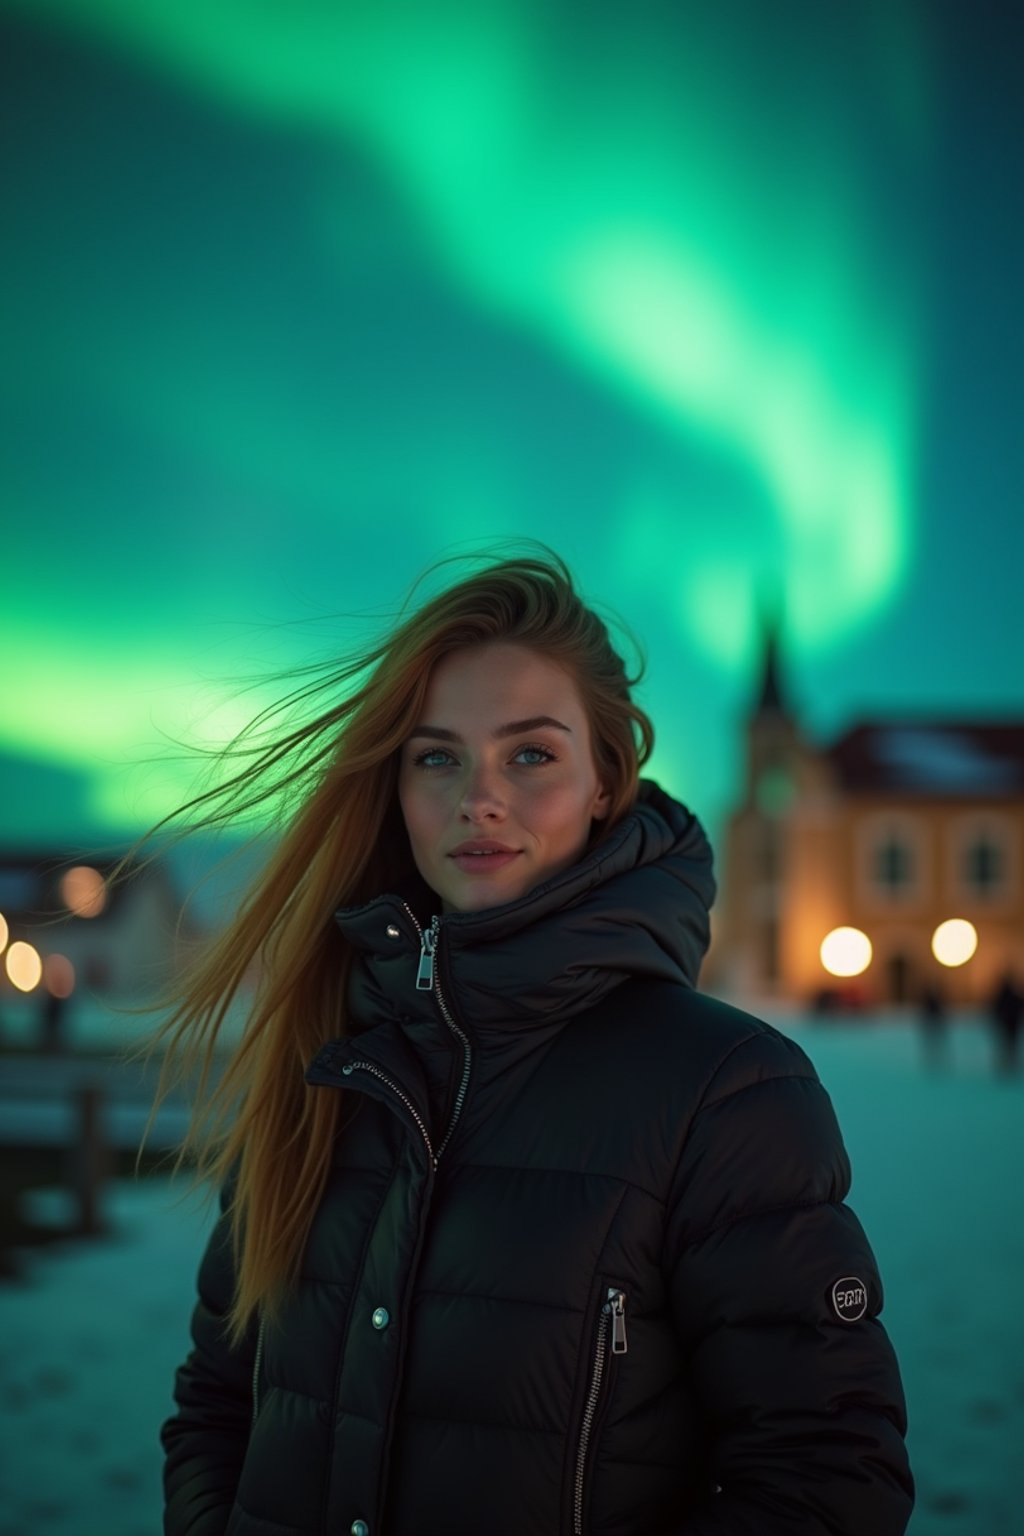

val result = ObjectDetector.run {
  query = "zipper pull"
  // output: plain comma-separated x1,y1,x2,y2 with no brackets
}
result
606,1289,628,1354
416,916,440,991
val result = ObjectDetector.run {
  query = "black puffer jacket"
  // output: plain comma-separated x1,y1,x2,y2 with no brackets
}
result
163,780,913,1536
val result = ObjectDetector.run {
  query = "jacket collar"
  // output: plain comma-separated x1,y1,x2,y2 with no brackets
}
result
333,779,715,1036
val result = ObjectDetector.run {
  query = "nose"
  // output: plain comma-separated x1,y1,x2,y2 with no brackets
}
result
458,761,507,821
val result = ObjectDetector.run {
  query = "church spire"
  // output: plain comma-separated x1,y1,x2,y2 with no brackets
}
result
754,600,788,717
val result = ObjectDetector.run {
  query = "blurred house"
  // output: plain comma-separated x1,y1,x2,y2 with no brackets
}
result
0,853,197,1005
708,628,1024,1010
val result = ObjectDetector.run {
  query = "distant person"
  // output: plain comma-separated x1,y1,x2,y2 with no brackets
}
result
918,982,949,1070
988,970,1024,1075
151,550,913,1535
809,983,841,1019
37,988,68,1053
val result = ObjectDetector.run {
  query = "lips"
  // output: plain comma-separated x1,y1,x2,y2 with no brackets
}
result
449,841,518,857
448,841,521,878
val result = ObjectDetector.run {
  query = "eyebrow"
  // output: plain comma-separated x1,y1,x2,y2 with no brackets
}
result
408,715,573,743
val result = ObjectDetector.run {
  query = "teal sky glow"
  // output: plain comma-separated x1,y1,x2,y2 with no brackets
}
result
0,0,1021,851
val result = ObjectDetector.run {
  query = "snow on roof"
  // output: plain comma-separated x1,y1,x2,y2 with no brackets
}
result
828,722,1024,796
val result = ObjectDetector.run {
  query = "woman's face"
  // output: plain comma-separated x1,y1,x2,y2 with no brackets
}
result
398,642,612,914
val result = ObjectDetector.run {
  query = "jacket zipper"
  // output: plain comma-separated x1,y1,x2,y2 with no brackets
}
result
259,1052,429,1421
342,1059,437,1166
403,906,472,1162
251,1315,265,1426
573,1288,628,1536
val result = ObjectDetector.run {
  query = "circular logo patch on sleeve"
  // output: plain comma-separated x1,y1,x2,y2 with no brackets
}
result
831,1276,868,1321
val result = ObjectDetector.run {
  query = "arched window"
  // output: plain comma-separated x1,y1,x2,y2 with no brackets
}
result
874,835,914,894
963,833,1003,895
950,816,1016,904
857,813,928,908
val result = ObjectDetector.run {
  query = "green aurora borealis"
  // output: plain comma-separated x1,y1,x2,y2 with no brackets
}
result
1,1,1021,849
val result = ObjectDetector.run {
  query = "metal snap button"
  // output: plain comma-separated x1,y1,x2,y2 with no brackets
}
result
371,1307,390,1330
385,924,400,939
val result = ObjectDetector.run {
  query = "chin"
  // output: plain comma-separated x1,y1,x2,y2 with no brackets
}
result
445,885,507,914
441,874,529,914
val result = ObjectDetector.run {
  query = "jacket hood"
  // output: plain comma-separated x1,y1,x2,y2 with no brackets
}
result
334,778,715,1032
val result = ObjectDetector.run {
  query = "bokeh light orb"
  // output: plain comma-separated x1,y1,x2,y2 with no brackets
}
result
931,919,978,968
820,926,873,978
6,940,43,992
60,865,107,918
43,953,76,998
0,911,8,952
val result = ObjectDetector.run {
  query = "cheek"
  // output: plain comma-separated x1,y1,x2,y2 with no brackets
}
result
399,776,441,846
397,775,421,838
531,780,595,834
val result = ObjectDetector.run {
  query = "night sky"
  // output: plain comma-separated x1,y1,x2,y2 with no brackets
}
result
1,0,1021,854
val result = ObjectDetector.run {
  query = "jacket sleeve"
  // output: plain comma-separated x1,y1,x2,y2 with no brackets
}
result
664,1027,914,1536
161,1179,255,1536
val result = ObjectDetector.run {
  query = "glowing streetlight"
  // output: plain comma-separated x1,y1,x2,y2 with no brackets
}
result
6,940,43,992
820,926,873,978
932,919,978,968
60,865,107,918
0,911,8,953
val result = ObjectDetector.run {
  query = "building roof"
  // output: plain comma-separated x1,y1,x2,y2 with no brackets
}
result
0,853,173,924
827,722,1024,796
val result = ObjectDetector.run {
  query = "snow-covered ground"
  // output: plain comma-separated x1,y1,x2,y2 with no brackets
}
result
0,1014,1020,1536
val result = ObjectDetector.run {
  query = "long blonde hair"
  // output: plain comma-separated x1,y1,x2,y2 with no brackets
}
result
145,548,654,1344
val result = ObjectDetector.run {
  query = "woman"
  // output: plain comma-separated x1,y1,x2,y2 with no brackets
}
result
158,551,913,1535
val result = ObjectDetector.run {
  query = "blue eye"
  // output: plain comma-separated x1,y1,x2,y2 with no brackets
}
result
410,743,557,769
514,745,556,766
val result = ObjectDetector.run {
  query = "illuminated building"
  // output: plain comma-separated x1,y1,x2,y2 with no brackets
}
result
0,854,194,1002
708,627,1024,1009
